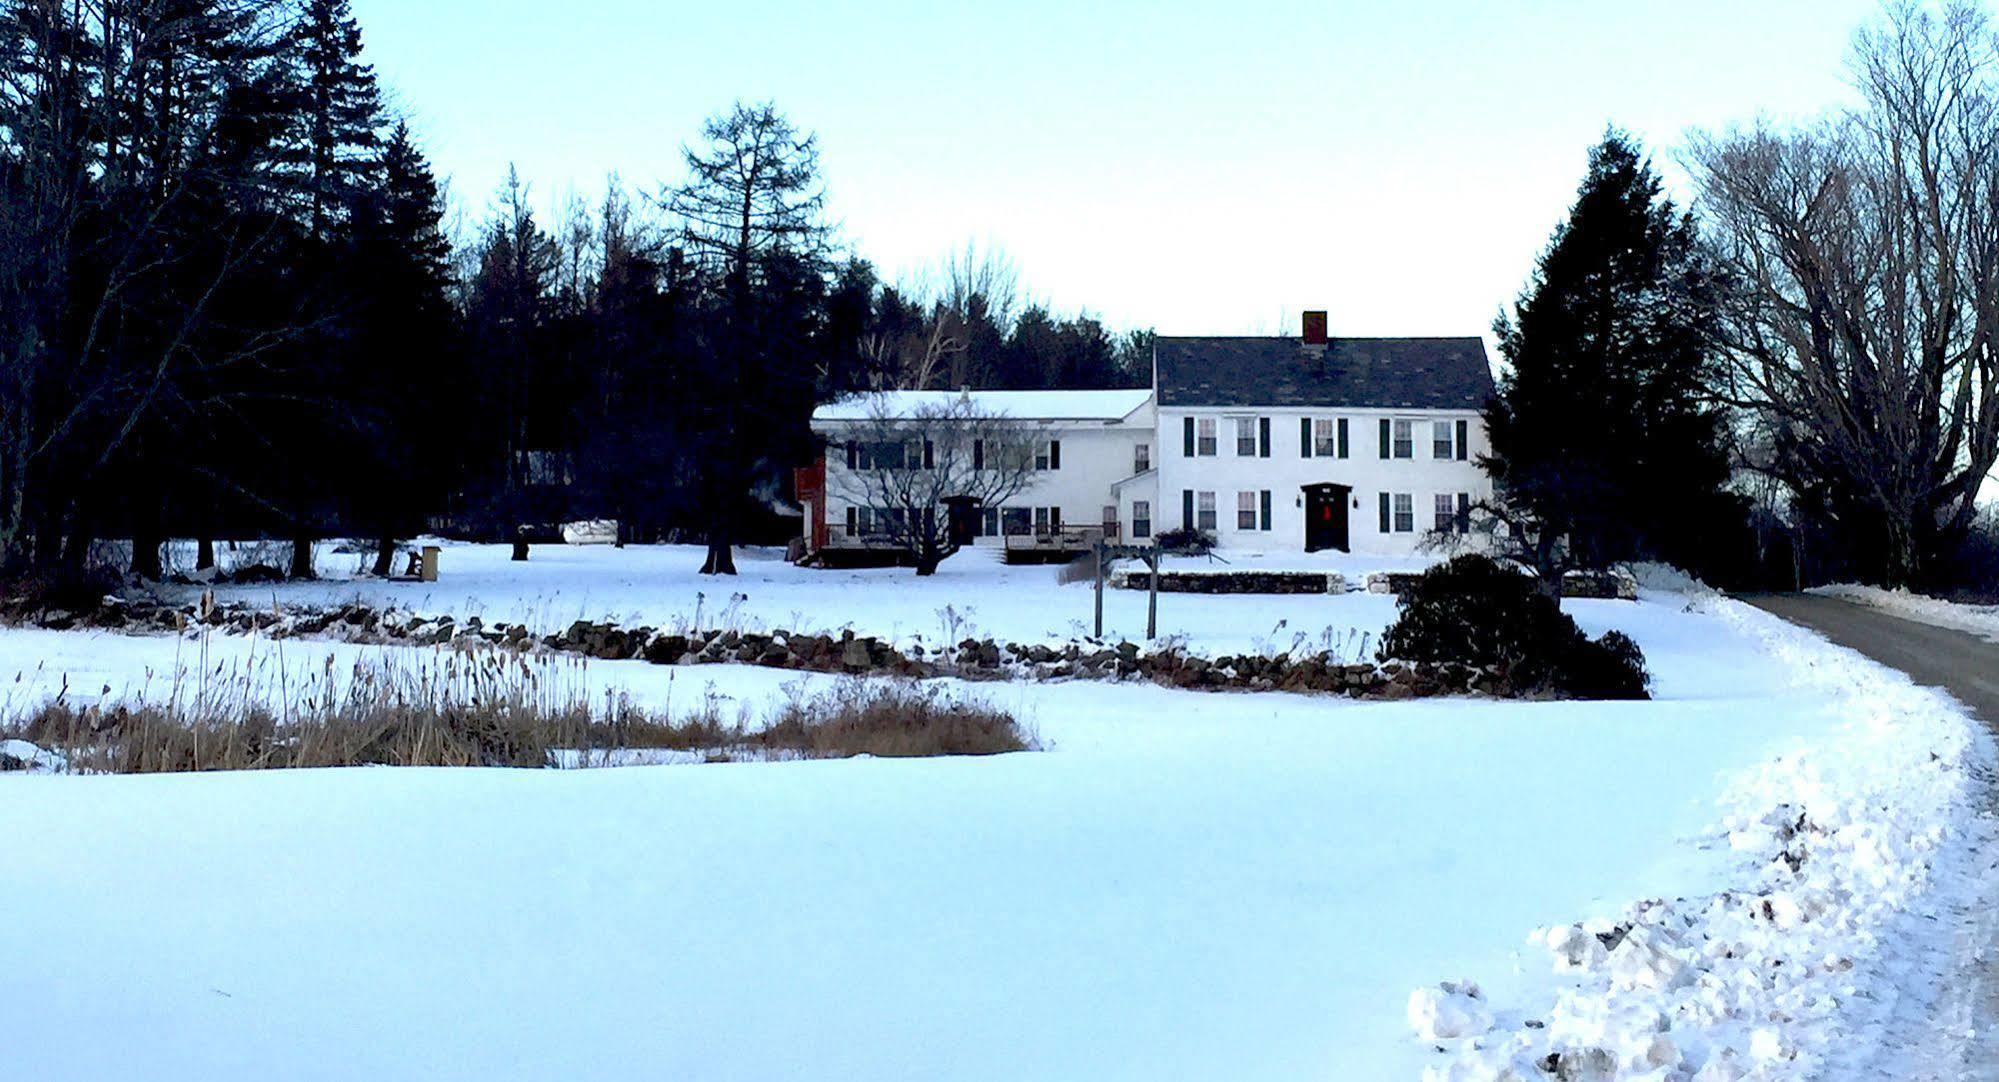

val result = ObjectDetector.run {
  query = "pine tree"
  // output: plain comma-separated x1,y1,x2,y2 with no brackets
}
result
347,121,460,575
286,0,380,239
1484,131,1740,590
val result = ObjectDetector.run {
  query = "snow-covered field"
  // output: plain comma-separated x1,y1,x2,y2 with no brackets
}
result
1,547,1991,1080
1810,582,1999,643
184,540,1506,656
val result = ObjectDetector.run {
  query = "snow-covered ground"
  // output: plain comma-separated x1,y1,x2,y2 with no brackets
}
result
1809,582,1999,643
1,551,1990,1080
1414,590,1998,1080
182,540,1493,656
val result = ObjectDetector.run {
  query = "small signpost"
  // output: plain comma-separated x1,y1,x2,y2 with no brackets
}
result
1092,541,1163,640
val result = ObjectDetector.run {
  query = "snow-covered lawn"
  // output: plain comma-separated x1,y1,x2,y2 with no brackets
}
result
1809,582,1999,643
185,541,1436,654
0,553,1989,1080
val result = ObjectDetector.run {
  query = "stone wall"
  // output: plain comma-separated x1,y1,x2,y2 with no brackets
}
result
18,594,1525,702
1110,570,1346,595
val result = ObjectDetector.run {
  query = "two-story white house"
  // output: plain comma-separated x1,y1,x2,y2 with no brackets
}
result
799,312,1494,561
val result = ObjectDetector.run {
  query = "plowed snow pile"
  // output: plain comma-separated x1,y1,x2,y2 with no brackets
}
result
1413,590,1997,1081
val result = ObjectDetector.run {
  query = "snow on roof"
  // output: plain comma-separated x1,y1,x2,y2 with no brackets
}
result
813,389,1153,424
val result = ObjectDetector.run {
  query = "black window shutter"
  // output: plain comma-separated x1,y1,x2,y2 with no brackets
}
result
1183,489,1194,530
1456,492,1471,533
1051,506,1062,530
1300,417,1312,458
922,440,934,469
1258,417,1271,458
1184,417,1196,457
1456,420,1469,461
845,441,858,470
1050,439,1062,470
845,506,857,534
1338,418,1350,459
1379,419,1391,459
1378,493,1391,533
973,439,984,470
1260,490,1272,531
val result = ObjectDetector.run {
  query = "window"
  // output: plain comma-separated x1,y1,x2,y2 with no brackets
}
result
1034,507,1050,533
1196,418,1218,457
852,441,919,471
1002,508,1032,536
973,439,985,471
1134,443,1151,472
981,507,1000,537
1133,500,1152,539
1235,417,1258,456
854,507,906,536
1313,418,1338,457
1035,439,1062,471
1393,420,1414,460
1394,493,1415,533
1197,491,1217,531
1237,491,1258,530
1433,421,1454,460
1434,494,1456,533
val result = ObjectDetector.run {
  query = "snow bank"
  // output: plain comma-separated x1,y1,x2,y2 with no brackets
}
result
0,738,63,773
1809,583,1999,643
1412,589,1996,1079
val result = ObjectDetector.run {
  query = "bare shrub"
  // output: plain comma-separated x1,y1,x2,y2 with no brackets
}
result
757,681,1032,758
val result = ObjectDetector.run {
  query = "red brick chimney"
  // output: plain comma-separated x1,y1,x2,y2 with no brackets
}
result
1302,310,1329,346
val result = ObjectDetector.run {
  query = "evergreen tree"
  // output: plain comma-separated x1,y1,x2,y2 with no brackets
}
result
466,167,561,532
254,0,384,577
287,0,381,238
1483,131,1740,590
347,121,461,574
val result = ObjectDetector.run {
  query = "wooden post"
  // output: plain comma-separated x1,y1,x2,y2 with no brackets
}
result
1093,542,1105,638
1146,551,1159,641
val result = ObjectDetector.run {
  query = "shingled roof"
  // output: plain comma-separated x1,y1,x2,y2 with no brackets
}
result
1154,337,1494,410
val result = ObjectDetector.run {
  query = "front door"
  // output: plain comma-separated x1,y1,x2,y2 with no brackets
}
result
1304,484,1351,553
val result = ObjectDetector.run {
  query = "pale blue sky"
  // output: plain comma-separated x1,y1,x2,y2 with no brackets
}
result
352,0,1880,337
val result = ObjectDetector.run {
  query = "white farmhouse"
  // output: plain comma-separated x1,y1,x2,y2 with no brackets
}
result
799,312,1494,562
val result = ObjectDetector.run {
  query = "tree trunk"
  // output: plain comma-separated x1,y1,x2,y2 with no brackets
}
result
289,533,315,580
130,530,163,581
372,535,397,578
700,538,737,575
699,508,737,575
196,536,216,572
61,523,93,573
512,538,529,562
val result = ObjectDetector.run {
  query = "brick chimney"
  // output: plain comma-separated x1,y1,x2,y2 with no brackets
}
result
1302,310,1329,346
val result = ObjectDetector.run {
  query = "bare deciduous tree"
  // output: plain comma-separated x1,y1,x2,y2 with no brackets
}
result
1690,0,1999,585
832,395,1038,575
